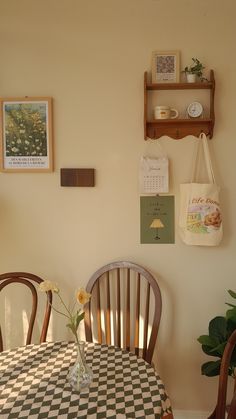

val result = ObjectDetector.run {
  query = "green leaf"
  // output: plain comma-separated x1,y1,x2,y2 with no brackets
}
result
227,318,236,335
201,360,221,377
69,313,76,326
197,335,218,347
66,323,74,332
75,311,84,329
202,344,224,357
198,292,236,378
228,290,236,299
210,342,226,356
231,346,236,363
209,316,227,342
225,303,236,308
226,307,236,323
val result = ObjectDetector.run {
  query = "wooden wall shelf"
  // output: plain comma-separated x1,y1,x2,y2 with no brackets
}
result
144,70,215,140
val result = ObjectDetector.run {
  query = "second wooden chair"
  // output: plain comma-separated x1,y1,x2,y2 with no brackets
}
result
84,261,162,364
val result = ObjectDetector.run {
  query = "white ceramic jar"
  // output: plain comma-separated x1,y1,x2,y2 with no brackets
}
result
186,73,197,83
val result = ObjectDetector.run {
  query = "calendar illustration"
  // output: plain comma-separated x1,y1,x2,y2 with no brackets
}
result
140,156,169,194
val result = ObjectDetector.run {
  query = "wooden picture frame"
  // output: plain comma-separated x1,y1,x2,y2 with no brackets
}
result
151,50,180,83
0,97,53,172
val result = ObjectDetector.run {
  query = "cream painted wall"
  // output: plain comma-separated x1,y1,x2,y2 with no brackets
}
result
0,0,236,413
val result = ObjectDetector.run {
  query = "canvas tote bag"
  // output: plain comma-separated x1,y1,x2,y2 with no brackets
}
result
179,133,223,246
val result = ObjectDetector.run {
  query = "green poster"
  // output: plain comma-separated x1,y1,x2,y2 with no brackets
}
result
140,196,175,244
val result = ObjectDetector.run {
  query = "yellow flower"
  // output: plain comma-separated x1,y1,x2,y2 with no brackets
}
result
76,288,91,305
39,280,59,293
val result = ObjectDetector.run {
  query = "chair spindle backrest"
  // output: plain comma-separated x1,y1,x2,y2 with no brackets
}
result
84,261,162,363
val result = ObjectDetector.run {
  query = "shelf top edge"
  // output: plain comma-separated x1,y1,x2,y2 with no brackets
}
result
147,118,212,123
144,70,214,89
146,82,213,90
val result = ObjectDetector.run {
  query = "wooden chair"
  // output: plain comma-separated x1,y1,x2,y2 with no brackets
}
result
0,272,52,352
84,261,162,364
208,329,236,419
228,391,236,419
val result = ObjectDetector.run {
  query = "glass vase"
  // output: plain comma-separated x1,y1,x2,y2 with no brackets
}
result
68,341,93,392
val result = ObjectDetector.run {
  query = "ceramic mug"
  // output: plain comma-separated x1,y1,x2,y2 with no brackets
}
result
154,106,179,120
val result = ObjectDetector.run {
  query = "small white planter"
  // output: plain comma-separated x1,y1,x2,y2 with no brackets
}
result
186,73,197,83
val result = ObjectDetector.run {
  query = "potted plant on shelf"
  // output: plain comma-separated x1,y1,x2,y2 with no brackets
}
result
183,57,207,82
197,290,236,384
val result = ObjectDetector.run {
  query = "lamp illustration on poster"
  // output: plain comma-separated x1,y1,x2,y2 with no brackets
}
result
149,218,165,240
141,196,175,244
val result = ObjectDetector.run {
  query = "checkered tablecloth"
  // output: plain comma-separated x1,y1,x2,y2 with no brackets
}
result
0,341,172,418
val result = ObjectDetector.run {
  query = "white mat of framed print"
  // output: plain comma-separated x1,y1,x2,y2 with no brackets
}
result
0,97,53,172
151,50,180,83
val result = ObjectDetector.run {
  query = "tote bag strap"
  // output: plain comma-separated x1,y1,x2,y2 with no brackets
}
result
191,133,216,183
202,133,216,183
190,139,201,182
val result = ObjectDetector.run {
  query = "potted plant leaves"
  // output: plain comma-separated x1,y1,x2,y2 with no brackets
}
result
197,290,236,382
183,57,206,82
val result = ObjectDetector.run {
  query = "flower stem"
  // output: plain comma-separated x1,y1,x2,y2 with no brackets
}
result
56,293,80,344
49,302,70,319
57,292,73,319
74,333,79,346
70,300,78,315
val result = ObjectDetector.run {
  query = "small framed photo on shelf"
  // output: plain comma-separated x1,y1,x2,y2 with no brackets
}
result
152,50,180,83
0,97,53,172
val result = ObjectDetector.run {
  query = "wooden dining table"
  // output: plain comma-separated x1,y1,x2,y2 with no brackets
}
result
0,341,173,418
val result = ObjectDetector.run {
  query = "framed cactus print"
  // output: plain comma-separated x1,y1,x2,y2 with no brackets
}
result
0,97,53,172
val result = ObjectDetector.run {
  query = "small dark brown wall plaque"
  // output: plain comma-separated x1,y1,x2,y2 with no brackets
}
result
60,168,95,187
